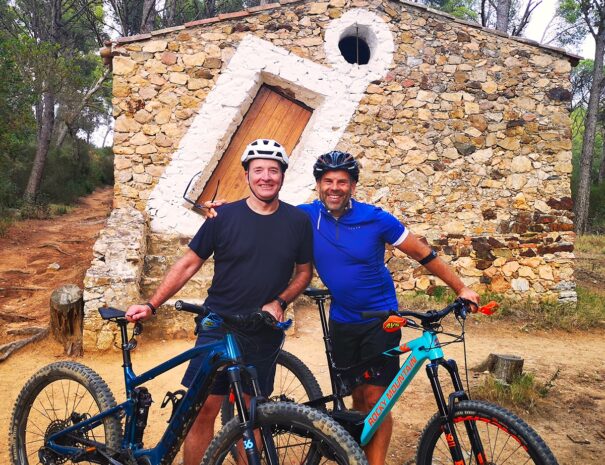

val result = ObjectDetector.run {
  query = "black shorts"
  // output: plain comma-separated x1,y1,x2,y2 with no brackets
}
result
329,318,401,387
181,325,284,396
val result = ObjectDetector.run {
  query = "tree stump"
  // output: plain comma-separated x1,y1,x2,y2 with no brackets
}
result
50,284,84,356
473,353,524,384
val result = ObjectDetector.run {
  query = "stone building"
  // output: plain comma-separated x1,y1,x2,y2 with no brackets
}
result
84,0,580,350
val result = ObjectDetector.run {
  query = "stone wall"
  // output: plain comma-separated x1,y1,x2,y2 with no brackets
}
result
83,208,148,349
87,0,578,349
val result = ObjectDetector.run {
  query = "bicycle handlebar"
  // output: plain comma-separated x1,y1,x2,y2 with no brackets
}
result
361,298,486,327
174,300,292,331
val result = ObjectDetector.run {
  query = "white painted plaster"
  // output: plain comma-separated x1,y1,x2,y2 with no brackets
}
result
147,11,394,236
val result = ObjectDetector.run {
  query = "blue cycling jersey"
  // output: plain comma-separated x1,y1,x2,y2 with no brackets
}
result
298,199,408,323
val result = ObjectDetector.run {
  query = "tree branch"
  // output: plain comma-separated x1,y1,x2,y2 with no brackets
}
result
54,67,111,149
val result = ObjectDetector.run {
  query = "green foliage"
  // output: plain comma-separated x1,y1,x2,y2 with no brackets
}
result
39,142,114,204
570,105,605,232
19,195,51,219
0,216,13,237
420,0,478,21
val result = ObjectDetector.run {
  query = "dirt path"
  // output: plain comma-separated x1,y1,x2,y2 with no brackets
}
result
0,187,604,465
0,187,113,346
0,308,603,465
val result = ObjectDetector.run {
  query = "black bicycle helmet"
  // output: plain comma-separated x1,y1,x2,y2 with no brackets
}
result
313,151,360,182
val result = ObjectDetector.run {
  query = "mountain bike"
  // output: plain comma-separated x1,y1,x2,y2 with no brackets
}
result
228,288,559,465
9,301,367,465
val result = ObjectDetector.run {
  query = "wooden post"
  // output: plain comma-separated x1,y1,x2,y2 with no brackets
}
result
50,284,84,356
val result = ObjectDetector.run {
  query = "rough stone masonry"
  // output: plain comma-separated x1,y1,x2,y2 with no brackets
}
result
84,0,579,349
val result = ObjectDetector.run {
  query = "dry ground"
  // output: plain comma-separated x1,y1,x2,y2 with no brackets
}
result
0,188,604,465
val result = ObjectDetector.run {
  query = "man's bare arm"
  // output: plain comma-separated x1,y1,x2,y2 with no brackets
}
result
262,262,313,322
396,232,479,305
126,249,205,321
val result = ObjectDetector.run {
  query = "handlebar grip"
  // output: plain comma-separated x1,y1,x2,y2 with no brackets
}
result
360,310,392,320
175,300,208,316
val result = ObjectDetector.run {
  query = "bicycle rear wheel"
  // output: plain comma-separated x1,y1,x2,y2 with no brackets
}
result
9,361,122,465
221,350,323,425
416,400,558,465
204,401,367,465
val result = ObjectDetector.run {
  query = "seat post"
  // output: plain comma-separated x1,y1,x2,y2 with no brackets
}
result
118,320,133,371
315,296,346,411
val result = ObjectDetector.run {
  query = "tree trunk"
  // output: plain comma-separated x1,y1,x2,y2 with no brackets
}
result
574,32,605,233
473,353,524,384
24,91,55,200
140,0,157,33
50,284,84,356
495,0,511,32
164,0,178,26
598,128,605,184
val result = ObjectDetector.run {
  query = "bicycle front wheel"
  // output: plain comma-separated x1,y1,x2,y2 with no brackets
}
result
203,401,367,465
221,350,324,425
416,400,558,465
9,361,122,465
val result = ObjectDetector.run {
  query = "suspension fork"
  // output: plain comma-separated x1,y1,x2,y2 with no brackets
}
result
426,359,488,465
227,366,279,465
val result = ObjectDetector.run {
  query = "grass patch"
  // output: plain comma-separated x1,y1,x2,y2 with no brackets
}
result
473,372,555,413
575,234,605,254
398,289,605,330
19,197,51,219
0,215,13,237
49,204,73,216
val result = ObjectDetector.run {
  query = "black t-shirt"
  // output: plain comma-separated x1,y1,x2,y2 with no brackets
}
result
189,199,313,313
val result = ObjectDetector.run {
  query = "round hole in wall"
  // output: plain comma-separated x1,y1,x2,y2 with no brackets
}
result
338,25,372,65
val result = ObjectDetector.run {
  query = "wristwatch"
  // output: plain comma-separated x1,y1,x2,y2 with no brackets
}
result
145,302,157,315
274,296,288,311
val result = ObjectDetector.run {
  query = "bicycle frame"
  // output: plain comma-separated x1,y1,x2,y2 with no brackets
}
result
46,320,255,465
307,289,482,463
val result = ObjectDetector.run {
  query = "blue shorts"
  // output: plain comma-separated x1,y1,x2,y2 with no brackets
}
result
181,325,284,396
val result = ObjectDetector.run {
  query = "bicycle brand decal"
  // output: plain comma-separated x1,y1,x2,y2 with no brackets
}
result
368,355,418,426
384,356,417,401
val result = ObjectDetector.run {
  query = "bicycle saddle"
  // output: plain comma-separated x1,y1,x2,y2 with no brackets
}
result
303,287,331,298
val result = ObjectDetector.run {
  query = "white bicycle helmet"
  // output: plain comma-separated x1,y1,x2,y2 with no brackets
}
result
241,139,289,170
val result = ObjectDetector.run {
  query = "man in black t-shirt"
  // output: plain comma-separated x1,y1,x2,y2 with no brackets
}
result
126,139,313,465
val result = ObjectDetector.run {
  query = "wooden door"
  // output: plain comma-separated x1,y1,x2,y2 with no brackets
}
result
197,85,312,204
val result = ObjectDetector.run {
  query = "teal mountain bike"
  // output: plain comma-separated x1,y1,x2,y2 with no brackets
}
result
225,289,559,465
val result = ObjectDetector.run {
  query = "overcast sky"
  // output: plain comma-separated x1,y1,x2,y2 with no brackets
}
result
524,0,595,59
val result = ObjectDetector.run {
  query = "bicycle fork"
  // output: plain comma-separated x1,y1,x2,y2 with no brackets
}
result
227,366,279,465
426,359,488,465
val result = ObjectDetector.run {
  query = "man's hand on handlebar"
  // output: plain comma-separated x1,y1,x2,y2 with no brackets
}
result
261,300,284,322
456,286,480,311
125,304,153,322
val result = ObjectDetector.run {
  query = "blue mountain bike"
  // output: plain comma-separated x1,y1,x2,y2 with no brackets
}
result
9,302,367,465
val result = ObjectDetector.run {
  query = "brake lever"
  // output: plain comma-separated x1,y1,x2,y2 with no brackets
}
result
258,311,292,331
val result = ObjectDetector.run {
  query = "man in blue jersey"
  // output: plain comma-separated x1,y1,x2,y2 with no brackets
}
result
203,150,479,465
298,151,479,465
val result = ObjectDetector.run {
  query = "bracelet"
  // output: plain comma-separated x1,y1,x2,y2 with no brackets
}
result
274,296,288,311
145,302,157,315
418,250,438,266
